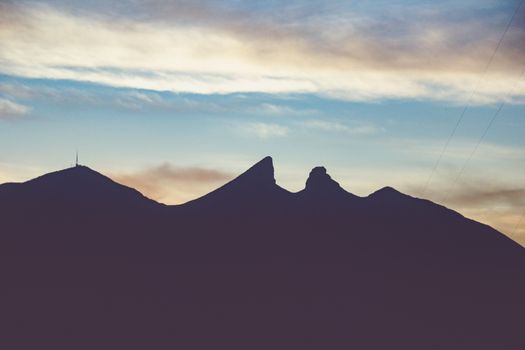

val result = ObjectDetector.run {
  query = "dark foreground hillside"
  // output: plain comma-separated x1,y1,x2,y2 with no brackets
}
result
1,157,524,349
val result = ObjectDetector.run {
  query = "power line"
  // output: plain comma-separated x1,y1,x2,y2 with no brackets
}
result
419,0,524,197
436,67,525,235
440,68,525,204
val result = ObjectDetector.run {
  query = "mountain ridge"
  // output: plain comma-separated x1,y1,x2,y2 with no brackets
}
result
0,156,442,208
0,164,162,213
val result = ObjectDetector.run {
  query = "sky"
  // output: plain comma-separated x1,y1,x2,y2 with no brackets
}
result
1,0,524,244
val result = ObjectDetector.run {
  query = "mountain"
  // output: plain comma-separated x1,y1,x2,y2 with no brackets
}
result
299,166,356,199
183,156,291,212
0,165,163,257
1,157,524,350
0,165,160,213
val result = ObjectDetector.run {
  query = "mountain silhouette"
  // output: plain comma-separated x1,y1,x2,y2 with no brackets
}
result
1,156,524,350
184,156,291,212
0,165,160,213
303,166,347,195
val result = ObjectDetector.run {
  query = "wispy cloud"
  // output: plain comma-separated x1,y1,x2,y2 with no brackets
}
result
111,163,233,204
0,2,523,103
0,81,318,115
418,178,525,210
388,138,525,163
239,122,289,138
256,103,317,116
446,186,525,208
115,92,169,110
401,173,525,245
0,81,227,113
0,98,30,119
303,120,382,135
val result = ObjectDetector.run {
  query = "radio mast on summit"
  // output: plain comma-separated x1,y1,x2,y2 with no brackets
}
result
76,150,79,167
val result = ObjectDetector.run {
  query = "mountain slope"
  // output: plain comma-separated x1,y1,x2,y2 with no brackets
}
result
183,156,292,212
297,166,358,200
0,165,161,212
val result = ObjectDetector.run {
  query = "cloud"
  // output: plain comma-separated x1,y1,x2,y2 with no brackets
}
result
404,176,525,245
0,82,36,99
387,138,525,164
303,120,382,135
0,81,320,117
111,163,233,204
0,98,30,119
0,2,523,103
447,186,525,208
428,179,525,210
239,122,289,138
256,103,317,116
0,81,101,106
0,81,229,113
115,91,170,111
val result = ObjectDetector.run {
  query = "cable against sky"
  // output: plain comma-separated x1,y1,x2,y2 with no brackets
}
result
419,0,524,197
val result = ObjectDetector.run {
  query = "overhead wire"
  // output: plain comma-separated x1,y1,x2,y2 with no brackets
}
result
440,68,525,205
418,0,524,197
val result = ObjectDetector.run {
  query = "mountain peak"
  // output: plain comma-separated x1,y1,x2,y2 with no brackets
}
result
7,164,162,210
236,156,276,186
369,186,404,198
27,165,113,186
305,166,343,193
184,156,290,209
